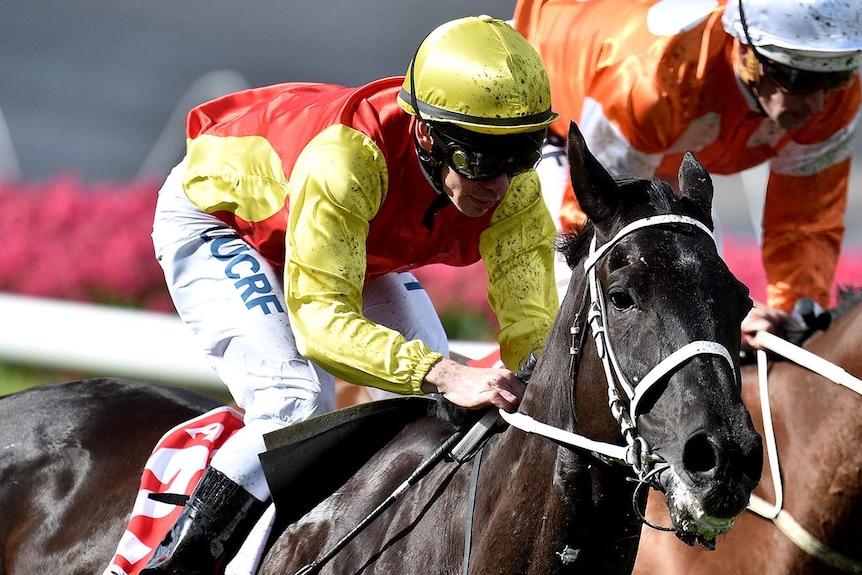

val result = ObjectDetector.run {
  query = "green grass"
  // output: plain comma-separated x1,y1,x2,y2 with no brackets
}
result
0,362,75,396
0,362,231,403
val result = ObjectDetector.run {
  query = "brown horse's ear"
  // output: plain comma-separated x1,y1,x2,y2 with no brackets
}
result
677,151,714,228
567,120,619,225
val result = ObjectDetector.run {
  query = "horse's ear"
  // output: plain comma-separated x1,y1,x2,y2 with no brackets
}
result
567,120,619,225
677,151,714,227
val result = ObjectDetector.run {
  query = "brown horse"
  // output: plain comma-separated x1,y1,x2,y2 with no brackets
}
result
0,122,761,575
0,379,222,574
633,289,862,574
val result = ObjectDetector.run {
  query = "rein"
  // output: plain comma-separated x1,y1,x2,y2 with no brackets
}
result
295,215,737,572
747,331,862,573
293,409,499,575
504,214,736,529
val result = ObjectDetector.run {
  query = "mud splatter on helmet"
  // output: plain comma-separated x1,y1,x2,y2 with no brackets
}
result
397,15,558,135
723,0,862,72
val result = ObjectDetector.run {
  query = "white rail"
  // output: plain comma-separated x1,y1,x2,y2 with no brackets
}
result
0,293,496,390
0,293,220,387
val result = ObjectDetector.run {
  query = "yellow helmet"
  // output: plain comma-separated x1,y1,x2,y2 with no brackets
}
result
397,15,558,135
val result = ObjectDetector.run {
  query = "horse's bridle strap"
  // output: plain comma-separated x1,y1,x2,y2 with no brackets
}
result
582,215,714,273
510,214,731,485
753,330,862,394
747,332,862,573
498,410,628,463
630,341,734,416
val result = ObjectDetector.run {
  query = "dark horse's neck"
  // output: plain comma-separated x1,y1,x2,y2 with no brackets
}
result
466,225,645,574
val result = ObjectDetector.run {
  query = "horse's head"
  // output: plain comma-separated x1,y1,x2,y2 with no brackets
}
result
562,121,763,548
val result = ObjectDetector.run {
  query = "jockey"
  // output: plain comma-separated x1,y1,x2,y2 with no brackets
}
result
141,15,558,574
512,0,862,349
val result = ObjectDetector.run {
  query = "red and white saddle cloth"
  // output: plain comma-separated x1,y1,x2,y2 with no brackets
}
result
104,350,503,575
103,406,253,575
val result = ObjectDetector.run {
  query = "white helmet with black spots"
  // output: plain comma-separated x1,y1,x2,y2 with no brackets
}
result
723,0,862,72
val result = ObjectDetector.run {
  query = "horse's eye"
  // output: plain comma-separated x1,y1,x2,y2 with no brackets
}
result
608,290,635,311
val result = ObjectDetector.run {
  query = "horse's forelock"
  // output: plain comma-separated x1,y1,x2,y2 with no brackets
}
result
614,179,677,220
558,179,679,268
558,220,594,269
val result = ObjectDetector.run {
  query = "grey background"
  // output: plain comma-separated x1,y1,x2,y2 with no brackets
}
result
0,1,516,182
1,0,860,243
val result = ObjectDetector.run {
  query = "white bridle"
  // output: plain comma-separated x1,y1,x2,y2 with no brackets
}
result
501,215,737,481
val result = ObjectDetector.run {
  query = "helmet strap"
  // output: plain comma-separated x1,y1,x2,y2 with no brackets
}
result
742,46,761,87
736,0,768,117
408,49,449,197
737,47,768,117
405,40,453,228
413,123,452,229
732,39,768,118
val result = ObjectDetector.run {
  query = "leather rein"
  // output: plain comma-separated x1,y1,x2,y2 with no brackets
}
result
748,331,862,573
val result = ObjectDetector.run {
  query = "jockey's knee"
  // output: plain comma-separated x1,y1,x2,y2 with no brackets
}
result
239,366,337,427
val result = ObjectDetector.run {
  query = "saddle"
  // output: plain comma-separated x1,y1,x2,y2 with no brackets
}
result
106,397,439,575
260,396,437,528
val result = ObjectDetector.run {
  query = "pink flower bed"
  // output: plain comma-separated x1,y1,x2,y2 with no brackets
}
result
0,175,172,311
721,236,862,308
2,175,860,335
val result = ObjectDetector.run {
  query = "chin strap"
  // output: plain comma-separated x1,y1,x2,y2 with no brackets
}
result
421,193,452,230
411,120,451,230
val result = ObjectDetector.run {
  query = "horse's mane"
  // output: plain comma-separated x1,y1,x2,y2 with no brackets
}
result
831,285,862,321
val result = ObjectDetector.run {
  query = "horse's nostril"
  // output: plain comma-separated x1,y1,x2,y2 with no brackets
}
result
745,440,764,482
682,432,718,474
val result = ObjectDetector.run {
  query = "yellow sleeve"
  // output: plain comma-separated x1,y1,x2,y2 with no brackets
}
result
481,171,558,370
284,124,442,394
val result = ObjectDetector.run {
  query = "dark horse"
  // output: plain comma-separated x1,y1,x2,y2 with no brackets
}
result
0,122,761,575
634,288,862,575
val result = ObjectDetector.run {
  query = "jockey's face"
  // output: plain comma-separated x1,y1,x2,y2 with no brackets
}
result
738,42,852,132
415,121,511,217
440,164,511,217
756,73,828,131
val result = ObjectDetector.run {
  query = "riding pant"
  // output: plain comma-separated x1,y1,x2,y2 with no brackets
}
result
152,160,449,500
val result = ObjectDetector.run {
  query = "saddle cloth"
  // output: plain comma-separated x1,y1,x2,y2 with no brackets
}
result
103,405,253,575
103,351,502,575
101,396,440,575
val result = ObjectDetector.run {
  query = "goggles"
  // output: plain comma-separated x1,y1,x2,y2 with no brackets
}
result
759,56,857,93
428,122,545,180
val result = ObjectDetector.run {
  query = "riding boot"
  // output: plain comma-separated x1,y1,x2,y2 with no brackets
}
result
140,466,268,575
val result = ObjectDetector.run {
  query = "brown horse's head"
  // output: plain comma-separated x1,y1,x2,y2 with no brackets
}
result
562,121,763,548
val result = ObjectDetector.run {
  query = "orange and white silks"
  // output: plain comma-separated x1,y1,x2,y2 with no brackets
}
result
514,0,861,310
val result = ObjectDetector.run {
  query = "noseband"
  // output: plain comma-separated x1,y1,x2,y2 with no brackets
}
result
500,215,737,509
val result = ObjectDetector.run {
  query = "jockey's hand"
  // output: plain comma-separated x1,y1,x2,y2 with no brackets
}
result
422,357,525,413
741,303,789,350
